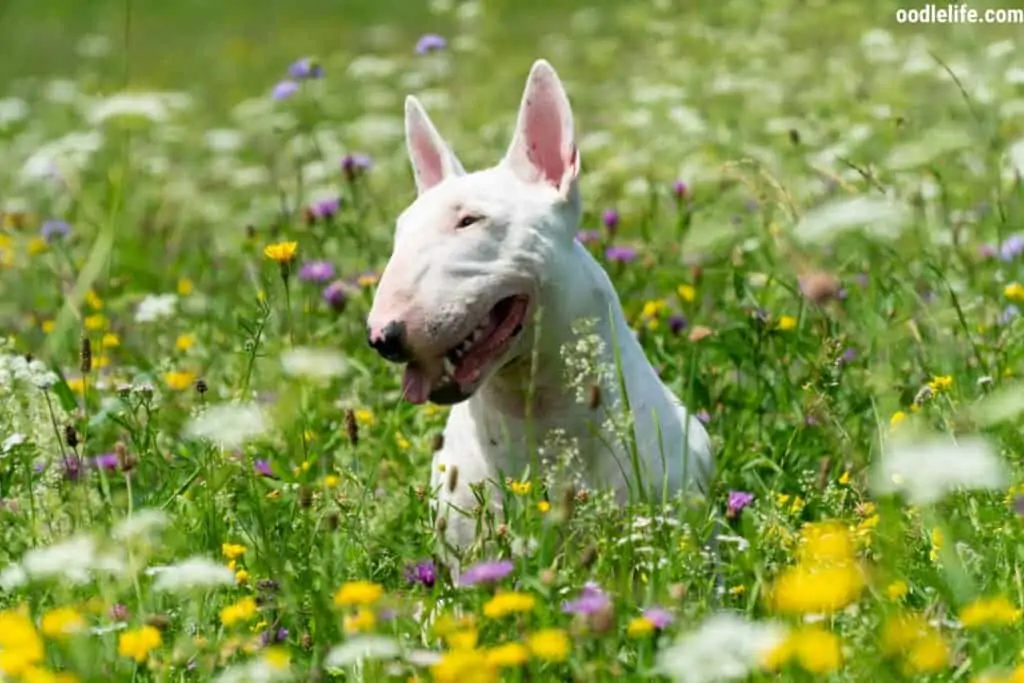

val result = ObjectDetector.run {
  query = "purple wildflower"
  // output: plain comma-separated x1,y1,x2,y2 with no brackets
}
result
672,180,688,200
839,348,857,364
405,559,437,588
271,80,299,101
41,219,70,242
1002,305,1020,325
726,490,754,518
562,582,611,615
1014,494,1024,517
1000,234,1024,261
668,314,688,335
254,459,274,478
298,260,336,284
605,245,637,263
309,197,340,221
288,58,322,80
92,453,119,470
260,627,289,645
978,244,997,259
322,280,349,312
110,604,129,621
696,408,711,424
459,559,514,586
575,229,601,245
854,273,869,288
415,33,447,54
341,153,373,180
601,209,619,232
62,455,83,481
641,606,674,630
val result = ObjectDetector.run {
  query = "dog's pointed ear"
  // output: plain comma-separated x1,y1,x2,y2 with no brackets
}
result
405,95,466,195
501,59,580,198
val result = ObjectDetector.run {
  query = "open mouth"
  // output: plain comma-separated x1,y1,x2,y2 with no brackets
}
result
402,294,530,405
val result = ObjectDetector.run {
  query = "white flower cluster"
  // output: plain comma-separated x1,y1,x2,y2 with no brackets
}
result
0,340,66,462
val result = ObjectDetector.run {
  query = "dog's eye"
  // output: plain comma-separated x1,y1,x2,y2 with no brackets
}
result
456,214,482,229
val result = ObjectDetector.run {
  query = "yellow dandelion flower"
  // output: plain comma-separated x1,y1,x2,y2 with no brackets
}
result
537,501,551,513
510,480,531,495
791,626,843,674
0,609,45,676
483,591,536,619
1005,282,1024,302
777,315,797,331
264,241,298,263
641,299,667,319
66,377,85,394
677,284,696,303
177,278,194,296
343,607,376,634
40,607,85,639
101,332,120,348
959,595,1022,629
27,237,48,255
484,642,529,668
395,433,410,450
904,631,949,674
797,520,855,565
163,370,196,391
767,563,865,615
626,616,655,638
220,597,259,627
526,628,570,662
445,628,478,650
41,320,55,334
333,580,384,607
928,375,953,394
222,543,247,560
235,569,250,585
175,334,196,352
356,273,378,287
84,290,103,310
929,528,943,562
354,409,375,426
887,580,909,600
431,648,495,683
263,646,290,670
838,470,851,485
117,625,162,663
83,314,106,331
890,410,907,429
322,474,340,488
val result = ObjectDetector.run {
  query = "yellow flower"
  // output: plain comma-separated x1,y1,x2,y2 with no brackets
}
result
1005,282,1024,302
838,470,851,485
101,332,120,348
41,320,55,334
83,314,106,331
395,433,410,450
84,290,103,310
0,609,45,675
222,543,247,560
264,241,298,263
263,646,290,670
66,377,86,394
928,375,953,394
343,607,376,634
356,273,379,287
677,284,696,303
929,527,943,562
354,409,375,426
485,642,529,668
334,580,384,607
163,370,196,391
510,480,531,495
796,520,856,565
626,616,655,638
177,278,194,296
27,237,48,255
322,474,340,488
235,569,250,585
526,629,570,662
445,628,478,650
220,597,258,627
765,627,843,674
483,591,536,619
641,299,667,319
175,334,196,352
890,410,907,429
959,595,1022,629
880,613,949,674
767,564,865,615
431,648,496,683
40,607,86,639
777,315,797,331
117,625,162,663
904,631,949,674
887,580,909,601
537,501,551,513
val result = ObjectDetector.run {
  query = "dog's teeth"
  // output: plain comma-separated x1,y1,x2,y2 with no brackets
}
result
471,327,486,343
443,358,456,376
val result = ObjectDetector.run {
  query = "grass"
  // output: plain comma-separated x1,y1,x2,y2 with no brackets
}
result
1,0,1024,680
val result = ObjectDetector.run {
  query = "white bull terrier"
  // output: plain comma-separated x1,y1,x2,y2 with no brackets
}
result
366,59,714,559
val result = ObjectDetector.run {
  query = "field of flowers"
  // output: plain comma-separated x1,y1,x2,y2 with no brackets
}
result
2,0,1024,681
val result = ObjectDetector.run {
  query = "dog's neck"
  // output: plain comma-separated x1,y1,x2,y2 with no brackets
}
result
472,237,626,421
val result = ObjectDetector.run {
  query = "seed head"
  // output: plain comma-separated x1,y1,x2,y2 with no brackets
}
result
799,270,840,304
79,336,92,373
345,409,358,446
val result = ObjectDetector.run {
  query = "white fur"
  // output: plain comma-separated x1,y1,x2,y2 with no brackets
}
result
368,60,714,562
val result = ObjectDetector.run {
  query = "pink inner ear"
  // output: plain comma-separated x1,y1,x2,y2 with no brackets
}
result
410,124,446,190
522,80,569,187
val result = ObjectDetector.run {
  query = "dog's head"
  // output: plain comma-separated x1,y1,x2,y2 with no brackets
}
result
366,59,582,405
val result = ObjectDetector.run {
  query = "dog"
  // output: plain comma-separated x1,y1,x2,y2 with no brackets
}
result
366,59,714,562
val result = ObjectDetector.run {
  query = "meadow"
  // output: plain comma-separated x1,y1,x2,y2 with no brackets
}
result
1,0,1024,680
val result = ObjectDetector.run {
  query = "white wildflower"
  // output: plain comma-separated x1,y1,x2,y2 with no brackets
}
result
21,535,104,584
86,92,191,125
184,402,270,450
0,564,27,590
791,196,912,244
280,347,347,381
0,97,28,127
112,509,169,542
213,654,291,683
149,556,234,593
2,433,26,453
135,293,178,323
656,612,786,683
324,636,402,668
871,434,1007,506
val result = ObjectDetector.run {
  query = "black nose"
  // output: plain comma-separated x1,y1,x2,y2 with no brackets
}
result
368,320,410,363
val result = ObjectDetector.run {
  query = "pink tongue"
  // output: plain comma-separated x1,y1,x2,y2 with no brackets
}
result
402,365,432,404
